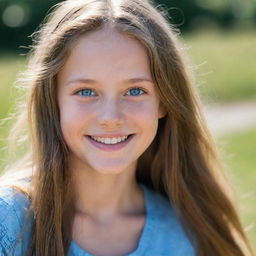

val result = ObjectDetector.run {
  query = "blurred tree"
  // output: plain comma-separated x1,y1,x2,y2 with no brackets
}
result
155,0,256,30
0,0,255,50
0,0,59,50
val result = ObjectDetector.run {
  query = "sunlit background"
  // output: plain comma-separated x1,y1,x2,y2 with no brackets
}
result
0,0,255,251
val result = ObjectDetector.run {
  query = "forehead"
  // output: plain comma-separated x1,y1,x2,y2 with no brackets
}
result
58,24,152,83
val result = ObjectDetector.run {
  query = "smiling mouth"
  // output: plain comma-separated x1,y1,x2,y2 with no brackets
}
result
85,133,135,151
86,134,135,145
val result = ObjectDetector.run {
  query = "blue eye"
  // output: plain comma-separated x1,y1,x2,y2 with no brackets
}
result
75,87,146,97
76,89,96,97
126,87,146,96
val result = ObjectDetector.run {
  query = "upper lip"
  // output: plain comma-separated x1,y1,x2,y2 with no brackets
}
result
87,134,134,138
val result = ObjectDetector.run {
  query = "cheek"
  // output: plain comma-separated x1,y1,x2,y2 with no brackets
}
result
58,99,93,137
123,100,160,136
60,103,89,120
123,100,160,119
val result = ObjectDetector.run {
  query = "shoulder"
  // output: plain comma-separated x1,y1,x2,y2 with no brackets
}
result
0,185,33,255
143,185,196,255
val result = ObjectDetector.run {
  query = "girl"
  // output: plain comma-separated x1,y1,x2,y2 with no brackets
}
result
0,0,254,255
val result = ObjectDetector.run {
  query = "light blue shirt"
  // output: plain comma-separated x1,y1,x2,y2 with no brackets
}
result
0,183,196,256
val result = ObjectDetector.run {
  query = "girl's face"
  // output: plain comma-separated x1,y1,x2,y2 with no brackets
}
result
57,26,166,175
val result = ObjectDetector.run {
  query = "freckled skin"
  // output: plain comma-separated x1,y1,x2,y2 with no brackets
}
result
57,25,166,176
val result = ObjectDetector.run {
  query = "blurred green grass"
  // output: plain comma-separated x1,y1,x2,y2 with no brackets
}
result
0,53,25,118
184,30,256,103
0,53,25,169
218,128,256,251
0,31,255,250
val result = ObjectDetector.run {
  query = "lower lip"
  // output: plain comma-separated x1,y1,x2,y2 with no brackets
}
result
85,134,135,152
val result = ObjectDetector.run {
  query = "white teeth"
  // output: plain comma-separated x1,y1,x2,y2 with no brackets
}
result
90,135,129,144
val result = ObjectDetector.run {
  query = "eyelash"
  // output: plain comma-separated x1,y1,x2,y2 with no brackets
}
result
74,87,147,97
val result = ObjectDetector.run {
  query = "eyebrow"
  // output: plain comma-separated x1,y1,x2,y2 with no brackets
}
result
66,77,154,86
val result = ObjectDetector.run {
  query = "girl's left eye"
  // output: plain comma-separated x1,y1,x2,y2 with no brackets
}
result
126,87,146,96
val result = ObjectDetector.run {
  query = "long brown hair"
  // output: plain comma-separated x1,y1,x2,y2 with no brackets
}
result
0,0,254,255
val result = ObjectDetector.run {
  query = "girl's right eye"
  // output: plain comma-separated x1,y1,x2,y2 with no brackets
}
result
75,89,96,97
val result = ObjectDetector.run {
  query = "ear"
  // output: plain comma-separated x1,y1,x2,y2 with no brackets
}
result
158,102,167,119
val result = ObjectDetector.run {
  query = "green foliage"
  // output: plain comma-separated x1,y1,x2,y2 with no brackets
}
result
1,0,256,49
0,0,60,49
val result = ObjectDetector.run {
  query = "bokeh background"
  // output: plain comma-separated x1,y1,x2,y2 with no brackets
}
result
0,0,255,251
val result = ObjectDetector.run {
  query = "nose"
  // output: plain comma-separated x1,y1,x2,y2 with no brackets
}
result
98,98,125,128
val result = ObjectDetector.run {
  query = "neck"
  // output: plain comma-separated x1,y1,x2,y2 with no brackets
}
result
70,161,144,224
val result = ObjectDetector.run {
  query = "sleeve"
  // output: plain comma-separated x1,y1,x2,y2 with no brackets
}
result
0,186,32,256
